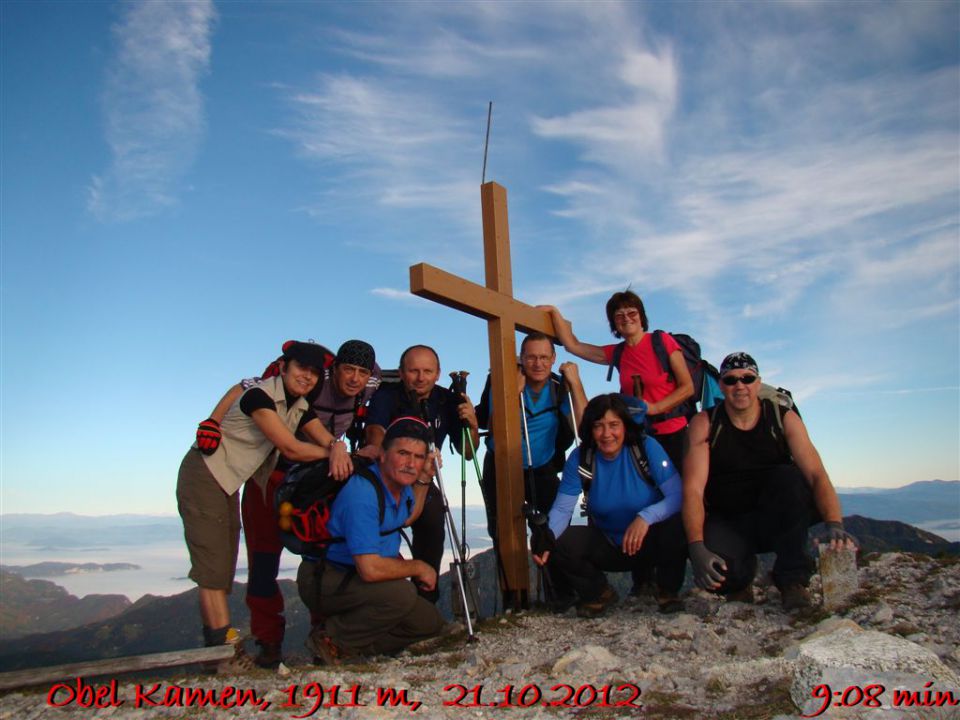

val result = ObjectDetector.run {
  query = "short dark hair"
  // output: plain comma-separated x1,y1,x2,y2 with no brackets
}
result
605,290,649,337
520,331,555,355
399,344,440,372
578,393,643,452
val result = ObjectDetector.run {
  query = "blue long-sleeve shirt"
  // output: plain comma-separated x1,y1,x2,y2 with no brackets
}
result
548,437,681,545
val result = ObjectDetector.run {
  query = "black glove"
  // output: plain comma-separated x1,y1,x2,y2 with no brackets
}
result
818,521,858,548
529,520,556,557
196,418,222,455
689,541,726,590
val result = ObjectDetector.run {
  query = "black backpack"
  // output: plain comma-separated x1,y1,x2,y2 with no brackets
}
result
607,330,722,424
275,458,410,558
576,440,660,517
475,372,576,472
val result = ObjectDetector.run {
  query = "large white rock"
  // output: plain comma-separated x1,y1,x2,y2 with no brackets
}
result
550,645,621,677
791,627,959,718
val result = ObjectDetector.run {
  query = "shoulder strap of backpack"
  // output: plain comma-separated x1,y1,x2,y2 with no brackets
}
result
352,464,387,526
353,463,415,538
606,341,626,382
627,440,656,489
650,330,673,381
760,397,792,459
708,403,726,449
577,446,594,495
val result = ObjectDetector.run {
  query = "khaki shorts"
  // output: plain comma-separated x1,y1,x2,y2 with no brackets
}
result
176,449,241,592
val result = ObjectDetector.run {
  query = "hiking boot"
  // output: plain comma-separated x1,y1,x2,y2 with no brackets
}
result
305,626,346,665
548,593,577,614
576,585,618,618
217,643,256,675
656,591,684,615
726,585,755,604
253,641,282,669
780,584,812,611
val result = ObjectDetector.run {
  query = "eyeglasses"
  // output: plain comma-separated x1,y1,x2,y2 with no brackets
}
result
722,374,758,386
521,354,553,365
613,310,640,322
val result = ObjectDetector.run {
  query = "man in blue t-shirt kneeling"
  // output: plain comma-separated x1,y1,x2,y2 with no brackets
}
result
306,417,444,663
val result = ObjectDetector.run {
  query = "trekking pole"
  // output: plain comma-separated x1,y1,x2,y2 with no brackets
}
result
450,372,483,560
518,390,556,604
419,400,480,642
563,377,581,447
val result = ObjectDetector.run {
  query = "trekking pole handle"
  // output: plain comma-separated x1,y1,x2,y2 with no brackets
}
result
449,370,469,396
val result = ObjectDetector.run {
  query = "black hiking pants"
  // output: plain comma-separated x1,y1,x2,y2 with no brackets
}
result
705,464,819,593
480,451,560,543
410,482,444,604
548,514,687,602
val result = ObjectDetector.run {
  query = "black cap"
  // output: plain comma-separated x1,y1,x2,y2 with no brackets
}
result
335,340,376,371
283,341,331,372
384,416,431,446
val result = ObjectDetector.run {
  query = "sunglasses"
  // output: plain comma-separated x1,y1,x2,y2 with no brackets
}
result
722,374,758,386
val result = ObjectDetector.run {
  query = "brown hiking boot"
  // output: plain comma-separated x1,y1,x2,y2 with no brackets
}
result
780,584,812,611
656,591,685,615
726,585,755,604
305,626,348,665
253,641,282,669
217,643,256,675
576,585,619,618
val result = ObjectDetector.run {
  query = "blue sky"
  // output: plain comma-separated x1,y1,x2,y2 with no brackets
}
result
2,0,958,516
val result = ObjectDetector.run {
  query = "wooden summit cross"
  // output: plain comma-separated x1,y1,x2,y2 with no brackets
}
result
410,182,555,607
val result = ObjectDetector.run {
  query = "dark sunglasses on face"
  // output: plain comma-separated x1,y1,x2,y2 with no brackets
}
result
722,374,758,386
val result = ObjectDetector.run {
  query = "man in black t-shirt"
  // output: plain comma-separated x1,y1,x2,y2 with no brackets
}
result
363,345,480,602
682,352,856,610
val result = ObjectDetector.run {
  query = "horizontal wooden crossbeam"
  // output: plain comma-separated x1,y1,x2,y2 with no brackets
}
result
410,263,556,338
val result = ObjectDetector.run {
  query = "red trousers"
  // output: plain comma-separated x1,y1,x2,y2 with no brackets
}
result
241,470,286,646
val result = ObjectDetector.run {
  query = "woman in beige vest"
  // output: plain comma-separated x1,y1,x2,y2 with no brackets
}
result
176,341,336,671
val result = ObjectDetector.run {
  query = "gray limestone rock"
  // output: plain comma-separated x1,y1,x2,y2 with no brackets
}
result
819,545,859,611
791,626,959,717
550,644,621,676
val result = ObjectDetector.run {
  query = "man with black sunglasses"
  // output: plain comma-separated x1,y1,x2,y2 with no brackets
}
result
682,352,856,610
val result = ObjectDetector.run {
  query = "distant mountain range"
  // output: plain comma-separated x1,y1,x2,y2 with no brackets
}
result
0,480,955,671
1,512,957,673
836,479,959,525
0,571,132,641
1,562,140,577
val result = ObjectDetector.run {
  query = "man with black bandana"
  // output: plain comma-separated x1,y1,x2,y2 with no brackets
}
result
683,352,857,610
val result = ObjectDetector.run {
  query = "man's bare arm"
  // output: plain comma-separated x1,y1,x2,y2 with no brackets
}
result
681,412,711,543
353,554,436,591
783,411,843,524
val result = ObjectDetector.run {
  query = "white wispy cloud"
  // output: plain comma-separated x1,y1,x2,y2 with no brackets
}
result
276,73,481,267
371,287,422,303
273,0,956,376
531,44,678,168
88,0,216,222
525,5,958,356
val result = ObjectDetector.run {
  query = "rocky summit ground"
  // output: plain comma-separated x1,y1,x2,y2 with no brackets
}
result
2,552,958,719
